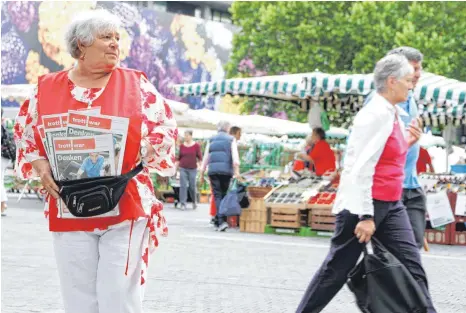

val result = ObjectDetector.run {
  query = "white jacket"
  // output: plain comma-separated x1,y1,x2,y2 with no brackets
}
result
333,93,409,216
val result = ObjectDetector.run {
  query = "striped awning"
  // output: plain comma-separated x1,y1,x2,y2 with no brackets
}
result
173,72,375,101
414,72,466,107
173,71,466,107
173,73,309,101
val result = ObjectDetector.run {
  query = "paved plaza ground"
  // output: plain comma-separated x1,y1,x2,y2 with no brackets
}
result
2,194,465,313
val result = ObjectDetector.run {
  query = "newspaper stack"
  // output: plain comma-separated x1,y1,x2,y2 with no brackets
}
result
40,108,130,218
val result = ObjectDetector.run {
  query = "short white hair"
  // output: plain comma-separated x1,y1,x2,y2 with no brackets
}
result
217,120,231,132
64,9,121,59
373,54,414,93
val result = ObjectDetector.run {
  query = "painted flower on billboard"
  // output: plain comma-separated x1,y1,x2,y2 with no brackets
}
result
1,1,235,110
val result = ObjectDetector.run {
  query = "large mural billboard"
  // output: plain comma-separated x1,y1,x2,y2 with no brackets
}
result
1,1,235,109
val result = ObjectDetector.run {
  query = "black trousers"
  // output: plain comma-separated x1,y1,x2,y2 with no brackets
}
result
402,187,427,249
209,174,232,226
296,200,436,313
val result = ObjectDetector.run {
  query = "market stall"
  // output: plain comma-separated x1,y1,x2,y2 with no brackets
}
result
173,71,466,127
418,173,466,246
173,71,466,242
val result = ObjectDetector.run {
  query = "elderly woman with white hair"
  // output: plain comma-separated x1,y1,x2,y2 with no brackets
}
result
200,120,240,231
14,9,177,313
296,54,437,313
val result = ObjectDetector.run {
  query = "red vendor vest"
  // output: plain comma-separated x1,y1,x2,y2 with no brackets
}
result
35,68,146,232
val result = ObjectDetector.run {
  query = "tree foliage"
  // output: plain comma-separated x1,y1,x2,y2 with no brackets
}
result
227,1,466,80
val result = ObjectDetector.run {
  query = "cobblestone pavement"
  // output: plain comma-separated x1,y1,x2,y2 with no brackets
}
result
1,195,466,313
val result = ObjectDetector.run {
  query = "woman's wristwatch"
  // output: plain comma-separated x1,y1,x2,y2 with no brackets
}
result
359,214,374,221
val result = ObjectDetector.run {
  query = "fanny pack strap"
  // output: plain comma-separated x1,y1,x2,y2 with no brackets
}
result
122,163,144,181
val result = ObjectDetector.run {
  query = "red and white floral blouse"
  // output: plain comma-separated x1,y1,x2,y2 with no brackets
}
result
14,73,178,282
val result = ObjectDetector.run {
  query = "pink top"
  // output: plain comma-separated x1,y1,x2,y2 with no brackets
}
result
372,119,408,201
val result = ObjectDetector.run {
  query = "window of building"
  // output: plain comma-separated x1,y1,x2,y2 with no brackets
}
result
166,1,197,17
123,1,166,11
211,9,232,23
148,1,167,11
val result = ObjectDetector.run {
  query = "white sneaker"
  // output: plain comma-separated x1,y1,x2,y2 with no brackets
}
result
218,222,229,232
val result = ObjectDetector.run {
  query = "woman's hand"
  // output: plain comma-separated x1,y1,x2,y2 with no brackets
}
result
354,219,376,243
32,159,60,199
407,119,422,147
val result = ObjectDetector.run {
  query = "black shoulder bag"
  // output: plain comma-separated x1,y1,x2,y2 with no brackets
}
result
347,237,428,313
55,164,143,218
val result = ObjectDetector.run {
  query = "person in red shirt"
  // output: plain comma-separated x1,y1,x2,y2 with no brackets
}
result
417,147,434,173
298,128,336,176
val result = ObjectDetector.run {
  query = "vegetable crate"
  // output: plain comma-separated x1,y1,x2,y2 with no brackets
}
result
308,205,336,231
268,203,308,229
247,186,273,199
240,198,267,233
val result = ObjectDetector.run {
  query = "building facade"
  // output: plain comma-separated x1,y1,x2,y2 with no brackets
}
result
1,1,236,111
126,1,232,23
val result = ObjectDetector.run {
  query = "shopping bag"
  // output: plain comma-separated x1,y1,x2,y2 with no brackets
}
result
236,181,250,209
347,237,428,313
219,180,242,216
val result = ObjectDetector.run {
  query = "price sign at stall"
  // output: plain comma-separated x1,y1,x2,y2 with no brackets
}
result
455,194,466,216
426,191,455,228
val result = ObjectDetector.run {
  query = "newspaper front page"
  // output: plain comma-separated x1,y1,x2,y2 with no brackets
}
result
52,134,117,218
66,112,129,175
42,108,100,179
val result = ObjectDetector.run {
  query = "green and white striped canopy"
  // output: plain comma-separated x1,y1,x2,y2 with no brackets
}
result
414,72,466,107
173,71,466,108
173,72,375,101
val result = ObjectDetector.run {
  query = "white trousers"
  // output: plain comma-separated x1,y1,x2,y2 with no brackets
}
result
1,157,10,203
53,219,149,313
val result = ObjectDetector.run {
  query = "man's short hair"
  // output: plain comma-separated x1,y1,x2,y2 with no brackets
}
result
184,130,193,136
386,46,423,63
217,120,231,132
313,127,326,140
230,126,241,136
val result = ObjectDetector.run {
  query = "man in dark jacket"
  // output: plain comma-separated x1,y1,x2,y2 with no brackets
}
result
200,121,240,231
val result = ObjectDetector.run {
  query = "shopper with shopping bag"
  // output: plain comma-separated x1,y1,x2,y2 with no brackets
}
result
296,54,436,313
347,237,428,312
200,121,241,231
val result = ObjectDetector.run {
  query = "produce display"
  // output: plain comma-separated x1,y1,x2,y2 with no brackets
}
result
308,178,339,206
265,176,329,205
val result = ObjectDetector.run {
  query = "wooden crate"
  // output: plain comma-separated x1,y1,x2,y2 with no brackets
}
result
308,206,336,231
239,198,267,233
270,207,302,229
240,220,266,233
241,209,267,222
248,198,267,212
248,186,273,199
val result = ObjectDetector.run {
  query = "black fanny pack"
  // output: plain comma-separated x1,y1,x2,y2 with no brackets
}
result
56,164,143,218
